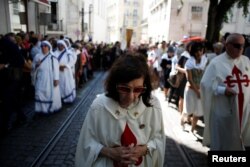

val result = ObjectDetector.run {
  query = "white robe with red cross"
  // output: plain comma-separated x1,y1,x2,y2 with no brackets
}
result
75,94,166,167
201,52,250,150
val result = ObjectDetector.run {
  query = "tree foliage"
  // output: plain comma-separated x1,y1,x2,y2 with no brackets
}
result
206,0,250,43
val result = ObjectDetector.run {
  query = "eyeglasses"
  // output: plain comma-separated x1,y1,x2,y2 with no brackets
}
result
229,43,244,49
116,85,146,94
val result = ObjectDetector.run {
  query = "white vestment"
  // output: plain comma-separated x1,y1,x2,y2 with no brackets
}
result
75,94,166,167
32,53,61,113
54,49,76,103
68,47,77,77
201,52,250,150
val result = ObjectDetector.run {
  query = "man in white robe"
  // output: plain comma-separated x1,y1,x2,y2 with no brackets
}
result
75,94,166,167
32,41,61,114
201,33,250,150
54,40,76,103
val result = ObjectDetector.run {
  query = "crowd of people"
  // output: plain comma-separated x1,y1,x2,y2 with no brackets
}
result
1,30,250,157
144,33,250,151
75,32,250,167
0,31,125,137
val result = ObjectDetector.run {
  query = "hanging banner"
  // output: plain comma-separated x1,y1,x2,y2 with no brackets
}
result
126,29,133,49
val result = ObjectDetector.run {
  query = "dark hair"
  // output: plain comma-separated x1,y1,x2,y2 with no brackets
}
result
71,43,79,49
60,35,64,40
105,53,152,107
185,41,195,52
204,41,213,52
30,37,38,45
190,42,203,58
4,32,15,38
223,32,231,41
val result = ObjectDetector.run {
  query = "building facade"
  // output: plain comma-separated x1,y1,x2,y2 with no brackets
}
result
0,0,51,35
107,0,143,44
142,0,250,44
144,0,208,43
221,4,250,36
0,0,107,42
91,0,107,43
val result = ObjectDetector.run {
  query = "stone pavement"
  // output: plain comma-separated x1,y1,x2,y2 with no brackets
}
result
0,71,209,167
153,88,209,167
0,72,106,167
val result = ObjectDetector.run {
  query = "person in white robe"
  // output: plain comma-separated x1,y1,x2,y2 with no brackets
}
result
54,40,76,103
75,54,166,167
64,38,77,77
32,41,61,114
201,33,250,150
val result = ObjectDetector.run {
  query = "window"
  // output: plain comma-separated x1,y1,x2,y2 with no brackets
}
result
51,2,57,23
126,10,129,16
191,6,203,20
133,9,137,16
133,0,139,6
133,32,136,38
248,14,250,23
13,3,19,15
133,20,137,26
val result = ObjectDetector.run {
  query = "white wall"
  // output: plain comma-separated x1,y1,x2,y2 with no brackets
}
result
222,5,250,35
148,0,169,43
65,0,81,41
0,0,11,34
92,0,107,43
168,0,208,42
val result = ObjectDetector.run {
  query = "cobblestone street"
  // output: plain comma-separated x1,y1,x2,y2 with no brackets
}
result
0,72,209,167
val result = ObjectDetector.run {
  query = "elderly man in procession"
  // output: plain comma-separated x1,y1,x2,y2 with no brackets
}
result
201,33,250,150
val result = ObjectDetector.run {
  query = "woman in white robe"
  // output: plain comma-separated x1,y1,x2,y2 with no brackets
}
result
54,40,76,103
75,54,166,167
32,41,61,114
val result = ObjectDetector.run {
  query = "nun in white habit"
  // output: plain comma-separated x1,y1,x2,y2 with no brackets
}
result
32,41,62,114
54,40,76,103
64,38,77,81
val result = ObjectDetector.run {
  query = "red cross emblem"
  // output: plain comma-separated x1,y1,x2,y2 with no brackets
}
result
224,65,250,129
113,123,142,167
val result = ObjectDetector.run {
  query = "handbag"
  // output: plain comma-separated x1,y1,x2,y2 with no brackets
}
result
168,72,184,88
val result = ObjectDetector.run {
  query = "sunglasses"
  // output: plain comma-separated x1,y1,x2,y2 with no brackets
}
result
229,43,244,49
116,85,146,94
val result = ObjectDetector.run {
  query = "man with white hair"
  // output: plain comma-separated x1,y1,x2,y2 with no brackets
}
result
201,33,250,150
54,40,76,103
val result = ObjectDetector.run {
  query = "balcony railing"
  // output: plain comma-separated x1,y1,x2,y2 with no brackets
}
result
47,20,63,31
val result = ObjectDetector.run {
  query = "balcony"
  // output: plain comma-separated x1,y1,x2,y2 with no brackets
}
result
46,20,64,35
141,18,148,26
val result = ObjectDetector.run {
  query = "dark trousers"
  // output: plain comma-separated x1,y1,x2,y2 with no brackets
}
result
0,80,25,137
